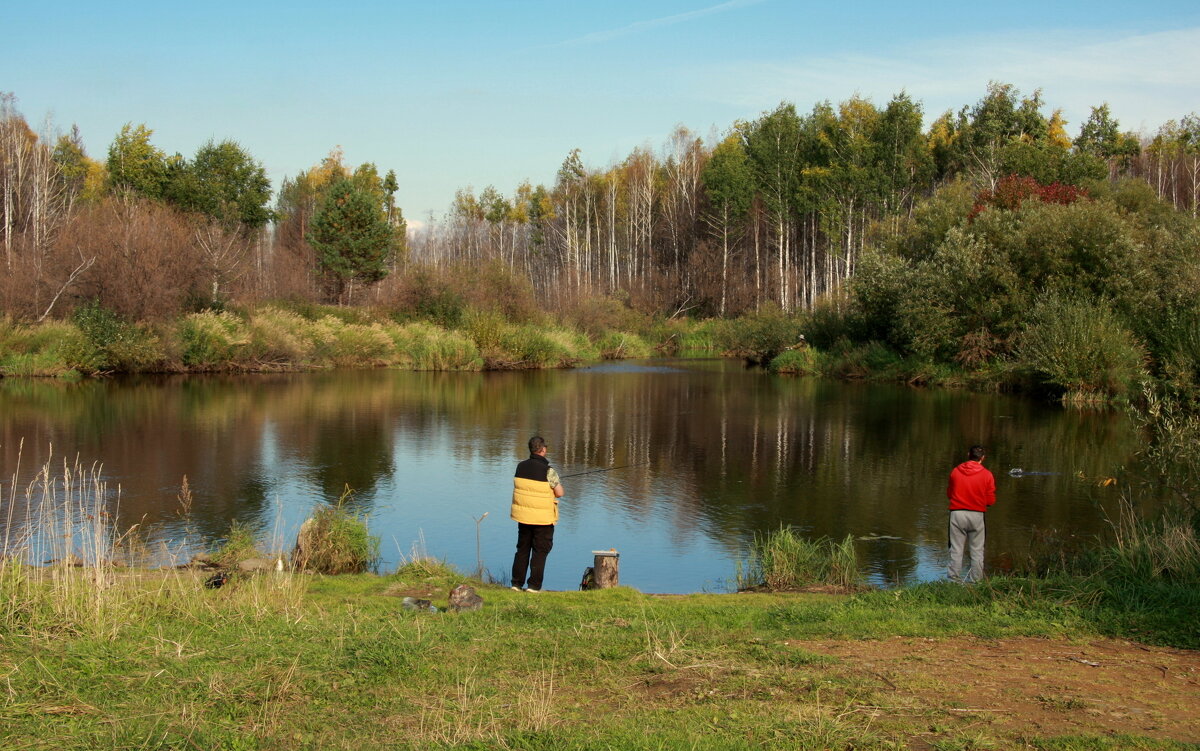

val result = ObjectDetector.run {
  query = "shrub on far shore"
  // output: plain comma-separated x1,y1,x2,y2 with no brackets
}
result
178,310,250,369
597,331,652,359
463,309,596,369
654,317,722,353
70,301,161,373
1016,295,1147,401
246,307,315,365
713,306,804,364
768,347,821,375
306,316,394,367
385,321,482,370
497,324,574,367
820,340,904,380
0,318,91,377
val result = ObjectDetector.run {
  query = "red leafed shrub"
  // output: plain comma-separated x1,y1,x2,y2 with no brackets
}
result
969,175,1088,219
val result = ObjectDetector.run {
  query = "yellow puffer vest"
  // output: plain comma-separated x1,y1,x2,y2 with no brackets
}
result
511,477,558,525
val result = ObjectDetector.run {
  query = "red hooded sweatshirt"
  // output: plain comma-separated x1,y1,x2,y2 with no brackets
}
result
947,460,996,513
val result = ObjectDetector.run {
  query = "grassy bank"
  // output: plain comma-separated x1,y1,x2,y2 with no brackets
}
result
3,562,1198,750
0,302,723,378
0,294,1183,408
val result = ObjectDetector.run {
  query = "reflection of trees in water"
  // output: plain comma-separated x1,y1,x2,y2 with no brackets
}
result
0,366,1141,580
536,370,1140,580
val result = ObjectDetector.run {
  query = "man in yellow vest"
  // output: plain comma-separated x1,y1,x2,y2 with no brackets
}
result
510,436,565,592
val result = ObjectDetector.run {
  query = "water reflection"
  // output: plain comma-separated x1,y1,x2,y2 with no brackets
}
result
0,363,1140,592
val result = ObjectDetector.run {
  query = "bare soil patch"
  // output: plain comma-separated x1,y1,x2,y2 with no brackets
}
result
792,636,1200,744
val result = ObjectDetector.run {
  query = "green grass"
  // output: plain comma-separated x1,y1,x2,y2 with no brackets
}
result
4,566,1196,750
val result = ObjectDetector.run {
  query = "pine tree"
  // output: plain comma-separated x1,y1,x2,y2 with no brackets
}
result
307,178,395,303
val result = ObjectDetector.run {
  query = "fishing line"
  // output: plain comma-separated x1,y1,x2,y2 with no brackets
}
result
559,461,649,479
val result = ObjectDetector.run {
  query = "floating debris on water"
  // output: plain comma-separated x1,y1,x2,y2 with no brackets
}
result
1008,468,1061,477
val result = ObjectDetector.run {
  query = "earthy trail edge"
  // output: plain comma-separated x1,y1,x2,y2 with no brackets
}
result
776,636,1200,745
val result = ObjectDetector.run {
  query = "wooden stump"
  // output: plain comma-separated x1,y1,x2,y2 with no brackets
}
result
591,550,619,589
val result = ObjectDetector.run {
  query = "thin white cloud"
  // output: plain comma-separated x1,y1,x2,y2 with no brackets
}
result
553,0,766,47
694,25,1200,133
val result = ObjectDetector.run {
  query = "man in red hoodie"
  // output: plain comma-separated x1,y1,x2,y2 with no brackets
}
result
947,445,996,583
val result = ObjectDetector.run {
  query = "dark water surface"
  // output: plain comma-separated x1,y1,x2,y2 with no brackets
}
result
0,361,1140,592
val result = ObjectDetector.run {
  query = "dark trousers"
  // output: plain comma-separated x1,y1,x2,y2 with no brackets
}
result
511,523,555,589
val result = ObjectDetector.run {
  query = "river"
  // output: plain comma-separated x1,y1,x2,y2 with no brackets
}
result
0,360,1141,592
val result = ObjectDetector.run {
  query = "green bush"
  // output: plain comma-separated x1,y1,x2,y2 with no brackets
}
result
178,310,249,369
1016,295,1147,400
674,318,721,351
545,326,598,362
70,301,160,373
1146,306,1200,397
768,347,820,375
821,340,903,380
410,280,468,328
799,296,863,352
469,315,592,368
644,317,725,354
461,308,507,353
714,307,804,363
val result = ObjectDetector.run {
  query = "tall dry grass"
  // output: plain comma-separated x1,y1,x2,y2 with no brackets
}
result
1,444,307,641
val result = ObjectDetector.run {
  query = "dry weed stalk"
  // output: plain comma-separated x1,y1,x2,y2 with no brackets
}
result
417,667,502,746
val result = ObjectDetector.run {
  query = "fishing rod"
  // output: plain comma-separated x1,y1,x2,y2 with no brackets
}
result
559,461,649,479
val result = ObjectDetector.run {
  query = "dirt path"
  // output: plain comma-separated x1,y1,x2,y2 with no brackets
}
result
794,636,1200,745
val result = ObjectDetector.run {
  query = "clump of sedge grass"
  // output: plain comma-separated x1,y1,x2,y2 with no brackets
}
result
739,527,864,592
293,487,379,574
210,519,265,569
384,320,483,370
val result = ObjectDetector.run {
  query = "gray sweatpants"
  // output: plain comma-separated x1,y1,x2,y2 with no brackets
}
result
948,509,986,583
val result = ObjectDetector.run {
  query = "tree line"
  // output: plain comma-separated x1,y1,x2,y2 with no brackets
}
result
1,84,1198,324
415,84,1199,317
0,93,405,322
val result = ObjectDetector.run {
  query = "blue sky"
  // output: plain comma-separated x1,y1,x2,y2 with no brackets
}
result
5,0,1199,226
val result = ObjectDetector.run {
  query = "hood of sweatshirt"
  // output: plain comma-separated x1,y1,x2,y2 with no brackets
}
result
954,461,987,476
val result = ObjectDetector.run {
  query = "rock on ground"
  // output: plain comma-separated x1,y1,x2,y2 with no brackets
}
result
448,584,484,612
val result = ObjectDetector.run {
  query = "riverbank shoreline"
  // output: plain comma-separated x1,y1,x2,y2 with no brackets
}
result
2,563,1197,750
